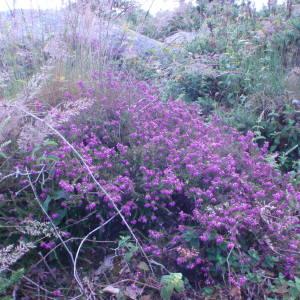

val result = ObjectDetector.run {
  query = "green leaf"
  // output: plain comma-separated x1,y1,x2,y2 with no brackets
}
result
294,277,300,290
248,249,260,263
37,154,59,164
216,253,226,265
124,244,138,262
263,255,279,268
160,273,184,300
0,151,7,159
161,285,173,300
52,190,68,200
118,236,131,248
118,236,138,262
202,287,214,296
43,139,58,147
0,268,25,295
42,195,52,213
44,155,60,162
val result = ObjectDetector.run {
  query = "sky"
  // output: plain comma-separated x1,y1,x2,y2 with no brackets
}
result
0,0,284,13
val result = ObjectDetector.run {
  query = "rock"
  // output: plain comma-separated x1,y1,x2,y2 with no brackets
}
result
286,67,300,99
44,13,165,62
74,13,165,60
165,31,197,46
115,27,165,59
291,4,300,18
46,26,166,61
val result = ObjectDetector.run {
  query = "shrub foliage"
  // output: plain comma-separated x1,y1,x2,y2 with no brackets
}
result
14,73,299,297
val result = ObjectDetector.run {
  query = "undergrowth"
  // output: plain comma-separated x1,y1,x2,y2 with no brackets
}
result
0,71,299,298
0,1,299,299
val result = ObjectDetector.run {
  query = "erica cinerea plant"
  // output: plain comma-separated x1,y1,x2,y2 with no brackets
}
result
14,71,299,293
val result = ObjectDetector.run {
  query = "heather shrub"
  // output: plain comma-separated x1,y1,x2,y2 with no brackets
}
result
17,72,300,296
1,1,300,298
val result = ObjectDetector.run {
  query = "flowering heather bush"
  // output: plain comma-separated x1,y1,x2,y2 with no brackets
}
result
21,72,299,290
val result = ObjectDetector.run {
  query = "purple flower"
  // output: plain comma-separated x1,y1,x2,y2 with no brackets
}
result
52,289,63,297
40,241,56,250
86,202,97,211
227,242,235,250
51,213,59,220
216,235,224,245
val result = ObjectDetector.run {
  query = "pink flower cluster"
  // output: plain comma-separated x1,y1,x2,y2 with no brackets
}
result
29,72,299,282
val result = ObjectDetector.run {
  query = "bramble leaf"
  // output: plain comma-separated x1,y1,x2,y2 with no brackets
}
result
160,273,184,300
